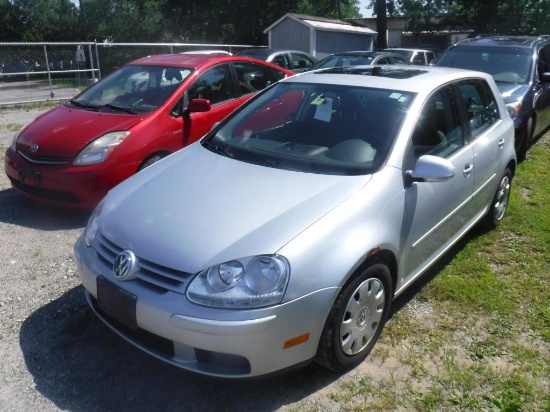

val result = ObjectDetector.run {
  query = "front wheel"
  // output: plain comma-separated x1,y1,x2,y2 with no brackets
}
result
481,168,512,230
138,154,166,171
316,261,392,372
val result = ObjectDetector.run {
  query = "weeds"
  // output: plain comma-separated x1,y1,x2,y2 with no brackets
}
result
325,136,550,411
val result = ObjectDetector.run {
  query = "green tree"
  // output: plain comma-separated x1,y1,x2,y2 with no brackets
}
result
0,0,24,41
11,0,80,41
82,0,166,42
387,0,550,35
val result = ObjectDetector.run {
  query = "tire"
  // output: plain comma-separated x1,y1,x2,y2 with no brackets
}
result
516,117,532,162
316,261,392,372
481,168,512,230
138,154,165,171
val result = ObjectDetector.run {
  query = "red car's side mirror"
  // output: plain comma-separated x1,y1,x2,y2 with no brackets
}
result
187,98,211,113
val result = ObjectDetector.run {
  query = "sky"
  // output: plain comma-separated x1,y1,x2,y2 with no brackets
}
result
359,0,374,17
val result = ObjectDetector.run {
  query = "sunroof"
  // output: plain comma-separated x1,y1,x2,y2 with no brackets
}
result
314,66,428,79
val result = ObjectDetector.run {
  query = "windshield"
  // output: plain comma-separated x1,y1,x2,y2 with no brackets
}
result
312,54,375,70
437,46,532,84
72,65,193,114
203,81,415,175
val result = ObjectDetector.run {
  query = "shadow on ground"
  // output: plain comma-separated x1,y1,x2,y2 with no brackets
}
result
20,286,343,412
0,187,89,230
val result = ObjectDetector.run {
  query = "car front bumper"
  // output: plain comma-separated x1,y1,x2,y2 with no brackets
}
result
74,234,337,378
4,147,137,210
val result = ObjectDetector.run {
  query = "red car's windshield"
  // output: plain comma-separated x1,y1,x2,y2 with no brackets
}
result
72,65,193,114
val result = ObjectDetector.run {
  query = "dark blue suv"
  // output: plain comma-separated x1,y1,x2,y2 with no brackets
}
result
436,35,550,160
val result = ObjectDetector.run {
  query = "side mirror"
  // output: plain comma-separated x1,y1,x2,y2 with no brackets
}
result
405,155,455,186
187,98,211,113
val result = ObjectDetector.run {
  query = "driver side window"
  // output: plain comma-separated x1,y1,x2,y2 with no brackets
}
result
411,85,464,159
187,64,233,105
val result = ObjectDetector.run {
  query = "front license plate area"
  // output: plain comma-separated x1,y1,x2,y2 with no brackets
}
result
18,169,41,186
97,276,137,330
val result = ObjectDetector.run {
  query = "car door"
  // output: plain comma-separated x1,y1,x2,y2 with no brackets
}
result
533,43,550,136
183,63,240,145
401,83,474,282
457,79,502,214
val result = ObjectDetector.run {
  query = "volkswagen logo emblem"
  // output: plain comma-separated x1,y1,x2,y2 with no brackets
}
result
113,250,137,281
30,144,39,153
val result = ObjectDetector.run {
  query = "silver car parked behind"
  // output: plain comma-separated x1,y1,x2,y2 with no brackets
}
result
75,65,517,378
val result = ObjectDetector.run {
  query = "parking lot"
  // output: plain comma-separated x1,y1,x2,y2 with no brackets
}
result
1,105,548,411
0,105,395,411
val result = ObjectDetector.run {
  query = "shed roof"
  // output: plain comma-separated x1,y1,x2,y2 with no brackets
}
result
264,13,377,35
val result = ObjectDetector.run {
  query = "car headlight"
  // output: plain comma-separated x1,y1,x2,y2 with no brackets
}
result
84,199,104,247
187,255,290,308
10,129,23,150
73,131,130,165
505,100,522,120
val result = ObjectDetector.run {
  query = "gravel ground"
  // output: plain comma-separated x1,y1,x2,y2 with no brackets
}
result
0,106,387,412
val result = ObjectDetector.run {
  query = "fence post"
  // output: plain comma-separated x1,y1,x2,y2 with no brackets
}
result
43,44,55,99
94,42,101,79
86,44,96,85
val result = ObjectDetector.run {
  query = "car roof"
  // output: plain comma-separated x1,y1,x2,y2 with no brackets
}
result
235,48,271,58
385,48,434,53
126,53,268,69
454,35,550,49
328,51,399,57
236,48,313,57
288,65,492,93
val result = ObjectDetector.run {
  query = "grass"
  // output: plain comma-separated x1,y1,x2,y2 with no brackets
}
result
324,135,550,411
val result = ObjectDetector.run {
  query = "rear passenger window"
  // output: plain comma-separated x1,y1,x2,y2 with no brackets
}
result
458,79,499,139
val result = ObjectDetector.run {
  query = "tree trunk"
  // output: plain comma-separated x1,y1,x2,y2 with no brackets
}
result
375,0,387,49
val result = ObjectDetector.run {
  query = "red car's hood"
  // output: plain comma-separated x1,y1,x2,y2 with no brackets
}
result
17,105,144,158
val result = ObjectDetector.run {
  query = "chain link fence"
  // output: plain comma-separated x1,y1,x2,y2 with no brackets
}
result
0,42,260,106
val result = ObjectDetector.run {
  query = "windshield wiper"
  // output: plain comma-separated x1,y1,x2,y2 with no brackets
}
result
70,100,102,111
103,103,138,114
202,140,233,158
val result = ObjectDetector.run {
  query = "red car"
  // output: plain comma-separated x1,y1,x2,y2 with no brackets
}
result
4,54,293,209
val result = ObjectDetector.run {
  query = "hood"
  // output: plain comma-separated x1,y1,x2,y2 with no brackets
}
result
17,105,143,158
496,83,530,103
99,143,370,272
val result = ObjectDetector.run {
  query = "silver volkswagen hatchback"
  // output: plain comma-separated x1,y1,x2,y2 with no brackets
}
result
75,66,517,378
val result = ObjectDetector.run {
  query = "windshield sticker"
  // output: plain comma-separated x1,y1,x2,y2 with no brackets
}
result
311,95,325,105
313,97,333,122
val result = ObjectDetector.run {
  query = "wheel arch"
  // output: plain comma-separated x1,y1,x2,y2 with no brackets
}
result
350,248,399,298
137,150,172,172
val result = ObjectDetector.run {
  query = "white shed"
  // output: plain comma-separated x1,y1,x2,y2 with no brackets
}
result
265,13,377,59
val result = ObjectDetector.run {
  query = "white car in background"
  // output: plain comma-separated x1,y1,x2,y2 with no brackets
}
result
384,48,437,65
75,65,516,378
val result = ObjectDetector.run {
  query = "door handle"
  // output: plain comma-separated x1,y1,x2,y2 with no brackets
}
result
463,163,474,176
498,138,505,148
